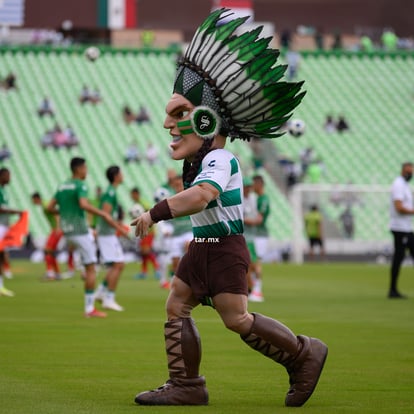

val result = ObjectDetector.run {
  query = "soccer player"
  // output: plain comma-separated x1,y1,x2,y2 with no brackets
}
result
130,187,150,210
388,162,414,298
242,177,259,294
152,187,174,289
0,167,23,297
169,175,193,276
31,192,75,280
88,186,102,230
131,10,327,408
244,174,270,302
304,204,325,260
2,252,13,279
94,166,126,311
130,187,159,279
48,157,128,317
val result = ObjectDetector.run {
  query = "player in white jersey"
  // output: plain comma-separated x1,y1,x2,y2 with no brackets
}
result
152,187,174,289
131,9,327,408
242,177,259,295
388,162,414,298
169,175,193,277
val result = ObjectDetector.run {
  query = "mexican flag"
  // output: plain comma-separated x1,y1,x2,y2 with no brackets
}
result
98,0,137,29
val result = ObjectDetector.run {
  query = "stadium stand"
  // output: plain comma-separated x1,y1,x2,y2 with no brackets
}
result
275,51,414,241
1,47,413,244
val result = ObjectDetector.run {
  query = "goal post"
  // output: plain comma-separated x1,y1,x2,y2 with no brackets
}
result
290,183,392,263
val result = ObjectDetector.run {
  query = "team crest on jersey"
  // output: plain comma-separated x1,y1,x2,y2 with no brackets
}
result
190,106,221,140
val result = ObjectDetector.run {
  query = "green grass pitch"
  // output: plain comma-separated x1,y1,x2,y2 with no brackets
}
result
1,261,413,414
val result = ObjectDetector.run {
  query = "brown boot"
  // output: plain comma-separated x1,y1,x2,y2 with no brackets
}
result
135,318,209,405
241,313,327,407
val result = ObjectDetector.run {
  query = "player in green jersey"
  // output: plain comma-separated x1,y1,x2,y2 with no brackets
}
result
31,192,75,280
48,157,128,318
94,166,126,311
253,175,270,300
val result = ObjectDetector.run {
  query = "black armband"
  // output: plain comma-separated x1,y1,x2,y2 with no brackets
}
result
149,199,173,223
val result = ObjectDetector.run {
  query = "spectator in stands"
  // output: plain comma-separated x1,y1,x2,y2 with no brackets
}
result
283,160,300,192
37,96,55,117
64,125,79,148
40,129,54,149
286,46,301,81
125,141,140,163
382,28,398,51
122,105,150,124
136,105,150,124
280,29,291,50
331,29,343,50
80,85,102,105
1,72,17,91
323,115,337,133
314,28,324,50
79,85,91,104
51,124,68,149
340,206,354,239
306,160,326,184
0,144,11,162
123,105,136,124
145,143,158,165
300,147,314,177
141,30,155,47
336,116,350,133
304,204,325,260
360,35,374,52
91,88,102,104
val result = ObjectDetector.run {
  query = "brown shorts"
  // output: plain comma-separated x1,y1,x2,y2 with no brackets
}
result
176,234,250,304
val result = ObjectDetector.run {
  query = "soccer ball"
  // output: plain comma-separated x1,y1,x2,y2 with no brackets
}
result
129,203,145,219
153,187,170,203
84,46,100,62
288,119,306,138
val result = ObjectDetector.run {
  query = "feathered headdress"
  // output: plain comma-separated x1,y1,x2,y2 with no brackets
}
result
174,8,306,141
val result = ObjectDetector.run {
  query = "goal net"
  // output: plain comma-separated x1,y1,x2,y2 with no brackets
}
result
289,183,392,263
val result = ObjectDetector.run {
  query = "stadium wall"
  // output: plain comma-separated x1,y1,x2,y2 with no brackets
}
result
23,0,414,37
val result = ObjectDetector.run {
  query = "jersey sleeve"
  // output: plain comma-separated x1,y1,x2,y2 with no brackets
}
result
100,190,112,206
77,182,89,199
391,180,404,201
192,150,235,194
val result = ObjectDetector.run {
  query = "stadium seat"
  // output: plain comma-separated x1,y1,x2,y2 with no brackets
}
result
1,47,413,242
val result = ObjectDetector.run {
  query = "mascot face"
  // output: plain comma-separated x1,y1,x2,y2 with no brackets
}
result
164,93,203,162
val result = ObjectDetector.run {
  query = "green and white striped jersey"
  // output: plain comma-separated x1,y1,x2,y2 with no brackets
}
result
190,149,244,238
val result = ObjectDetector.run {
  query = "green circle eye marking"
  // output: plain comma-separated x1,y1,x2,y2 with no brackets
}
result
190,106,221,140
